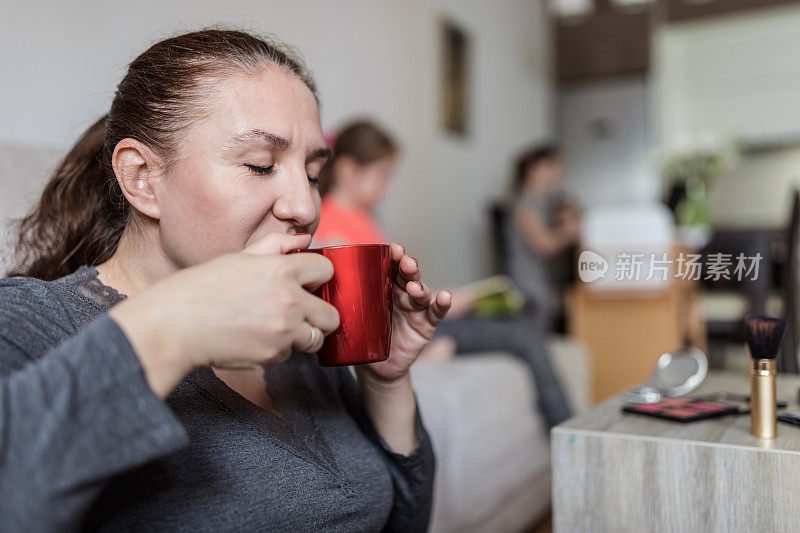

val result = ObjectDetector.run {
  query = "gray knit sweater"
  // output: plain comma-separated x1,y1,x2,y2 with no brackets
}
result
0,266,434,532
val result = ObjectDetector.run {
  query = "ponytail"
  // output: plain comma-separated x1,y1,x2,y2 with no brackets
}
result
8,115,129,280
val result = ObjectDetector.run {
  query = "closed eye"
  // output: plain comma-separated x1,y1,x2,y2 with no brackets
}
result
246,163,319,186
244,163,274,176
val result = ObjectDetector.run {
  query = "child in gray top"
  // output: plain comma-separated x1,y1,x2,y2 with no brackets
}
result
506,144,581,333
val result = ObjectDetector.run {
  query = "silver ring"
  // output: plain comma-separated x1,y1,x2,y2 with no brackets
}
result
301,326,321,353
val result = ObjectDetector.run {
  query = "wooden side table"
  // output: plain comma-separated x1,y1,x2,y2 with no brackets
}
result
552,371,800,532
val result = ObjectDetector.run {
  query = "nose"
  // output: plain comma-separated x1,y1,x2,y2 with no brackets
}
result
271,165,318,227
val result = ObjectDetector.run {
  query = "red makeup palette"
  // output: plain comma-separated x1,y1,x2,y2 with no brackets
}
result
622,397,738,423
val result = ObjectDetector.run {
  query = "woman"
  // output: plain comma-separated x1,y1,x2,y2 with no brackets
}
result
506,144,581,333
314,121,573,428
0,30,450,532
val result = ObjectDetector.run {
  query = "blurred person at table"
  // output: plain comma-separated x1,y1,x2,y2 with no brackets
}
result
315,121,573,428
506,144,581,333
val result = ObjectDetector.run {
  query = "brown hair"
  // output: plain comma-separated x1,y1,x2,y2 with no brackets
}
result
510,143,561,193
9,29,316,280
318,120,398,196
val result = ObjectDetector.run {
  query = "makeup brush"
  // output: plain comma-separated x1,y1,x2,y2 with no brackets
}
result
744,315,786,439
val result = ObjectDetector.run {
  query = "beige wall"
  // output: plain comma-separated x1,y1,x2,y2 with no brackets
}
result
0,0,552,286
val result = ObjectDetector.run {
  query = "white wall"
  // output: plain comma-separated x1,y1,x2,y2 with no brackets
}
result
405,0,553,283
651,5,800,229
710,146,800,228
0,143,64,271
653,4,800,147
557,76,657,208
0,0,551,286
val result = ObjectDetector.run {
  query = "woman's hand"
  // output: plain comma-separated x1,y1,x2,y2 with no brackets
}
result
109,233,340,398
356,242,452,384
354,242,451,454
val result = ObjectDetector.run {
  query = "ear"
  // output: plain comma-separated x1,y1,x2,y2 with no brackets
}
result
111,138,165,220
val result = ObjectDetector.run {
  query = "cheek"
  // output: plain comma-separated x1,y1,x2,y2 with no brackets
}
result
308,192,322,234
356,179,378,205
158,166,267,264
368,175,391,200
377,176,392,196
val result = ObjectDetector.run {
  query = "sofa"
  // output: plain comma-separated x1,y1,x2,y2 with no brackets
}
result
411,337,590,533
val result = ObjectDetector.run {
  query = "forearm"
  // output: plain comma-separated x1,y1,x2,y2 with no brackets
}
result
519,212,571,256
0,316,188,531
355,369,418,455
109,298,193,399
551,227,577,254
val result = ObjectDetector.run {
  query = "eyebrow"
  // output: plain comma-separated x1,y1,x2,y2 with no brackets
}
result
309,147,332,162
229,129,291,149
229,129,331,161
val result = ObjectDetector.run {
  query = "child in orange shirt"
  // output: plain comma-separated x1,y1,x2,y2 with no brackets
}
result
315,120,572,427
313,121,392,247
314,121,458,361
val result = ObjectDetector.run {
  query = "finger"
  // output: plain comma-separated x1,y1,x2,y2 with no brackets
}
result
390,242,406,262
298,289,341,334
426,290,453,326
389,243,421,282
404,280,430,310
394,255,421,286
280,253,335,288
242,232,312,256
400,255,420,279
292,321,326,353
391,279,426,310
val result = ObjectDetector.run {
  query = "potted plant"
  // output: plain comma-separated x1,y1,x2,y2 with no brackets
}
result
660,139,739,249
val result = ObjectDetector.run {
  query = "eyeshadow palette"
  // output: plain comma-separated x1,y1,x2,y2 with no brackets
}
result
691,393,787,414
622,397,739,423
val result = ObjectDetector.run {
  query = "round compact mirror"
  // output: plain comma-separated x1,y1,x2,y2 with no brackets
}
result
650,347,708,397
621,386,662,404
623,347,708,403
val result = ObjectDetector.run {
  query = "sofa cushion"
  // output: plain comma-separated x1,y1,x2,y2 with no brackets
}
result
412,354,551,531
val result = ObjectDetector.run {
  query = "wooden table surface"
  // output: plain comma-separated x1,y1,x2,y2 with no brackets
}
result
552,371,800,532
555,370,800,451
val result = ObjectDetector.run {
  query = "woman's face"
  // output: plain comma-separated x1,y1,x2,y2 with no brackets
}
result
524,156,564,194
336,154,396,211
351,155,396,210
155,67,329,267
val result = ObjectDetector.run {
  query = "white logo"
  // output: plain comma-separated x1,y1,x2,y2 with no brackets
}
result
578,250,608,283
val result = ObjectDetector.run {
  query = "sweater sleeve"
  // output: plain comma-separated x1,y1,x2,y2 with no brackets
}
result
337,368,435,533
0,282,189,532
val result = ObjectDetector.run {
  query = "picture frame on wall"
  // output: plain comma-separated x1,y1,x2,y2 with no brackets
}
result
440,19,469,136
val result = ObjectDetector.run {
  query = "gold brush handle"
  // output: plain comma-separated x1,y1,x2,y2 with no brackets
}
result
750,359,777,439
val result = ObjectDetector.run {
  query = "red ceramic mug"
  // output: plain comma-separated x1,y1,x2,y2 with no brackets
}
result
304,244,393,366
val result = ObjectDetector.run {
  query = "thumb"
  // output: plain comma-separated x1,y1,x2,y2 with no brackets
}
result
242,233,313,256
